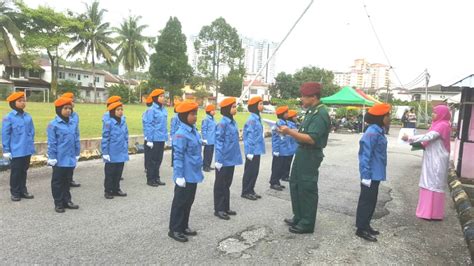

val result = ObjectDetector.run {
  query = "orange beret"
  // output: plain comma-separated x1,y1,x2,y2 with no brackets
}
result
205,104,215,112
300,82,322,96
106,95,122,104
176,102,198,113
61,92,74,99
248,96,262,106
150,89,165,97
54,97,72,107
6,92,25,102
276,105,289,115
107,101,123,111
288,110,298,118
220,97,236,108
145,96,153,104
174,102,182,111
368,103,391,116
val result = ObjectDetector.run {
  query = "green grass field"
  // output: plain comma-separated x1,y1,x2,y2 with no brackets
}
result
0,102,276,141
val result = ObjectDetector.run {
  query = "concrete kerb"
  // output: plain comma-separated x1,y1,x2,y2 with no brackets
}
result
2,131,273,168
449,161,474,260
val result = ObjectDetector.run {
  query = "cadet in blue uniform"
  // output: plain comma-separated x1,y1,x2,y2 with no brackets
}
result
142,88,168,187
214,97,242,220
102,95,122,123
62,92,81,188
241,96,265,200
269,106,291,191
168,102,203,242
281,109,299,182
143,96,153,172
356,103,391,242
102,101,129,199
170,102,181,167
2,92,35,201
47,97,80,213
201,104,216,172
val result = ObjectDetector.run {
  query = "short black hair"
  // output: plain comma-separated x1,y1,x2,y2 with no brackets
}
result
364,113,385,128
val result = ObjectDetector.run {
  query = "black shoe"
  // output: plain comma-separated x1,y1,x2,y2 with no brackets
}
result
279,184,286,189
147,181,159,187
168,231,188,242
289,226,313,234
120,177,124,180
270,184,283,191
226,210,237,216
70,180,81,187
11,195,21,201
156,180,166,186
113,190,127,197
356,229,377,242
253,193,262,199
21,192,34,199
241,194,257,200
284,218,296,226
368,226,380,235
183,228,197,236
65,201,79,209
104,192,114,199
214,211,230,220
281,178,290,182
55,206,65,213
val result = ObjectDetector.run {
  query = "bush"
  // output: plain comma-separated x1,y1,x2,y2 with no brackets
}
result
271,98,300,109
57,80,80,99
108,84,139,104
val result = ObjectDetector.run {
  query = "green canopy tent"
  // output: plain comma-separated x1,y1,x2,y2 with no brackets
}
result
322,86,375,132
321,86,375,106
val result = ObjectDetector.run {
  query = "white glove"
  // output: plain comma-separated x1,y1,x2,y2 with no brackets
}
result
176,177,186,187
76,156,80,161
3,153,12,160
215,162,223,171
146,141,154,148
273,152,280,157
361,179,372,187
47,159,57,166
102,155,111,162
203,139,208,145
246,154,254,161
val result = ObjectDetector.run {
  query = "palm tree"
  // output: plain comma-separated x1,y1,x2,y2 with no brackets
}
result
68,0,115,103
114,15,149,102
0,0,21,66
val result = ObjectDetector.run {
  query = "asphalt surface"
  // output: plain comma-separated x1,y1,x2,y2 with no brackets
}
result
0,128,470,264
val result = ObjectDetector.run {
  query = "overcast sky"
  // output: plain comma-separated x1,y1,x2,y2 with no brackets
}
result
23,0,474,87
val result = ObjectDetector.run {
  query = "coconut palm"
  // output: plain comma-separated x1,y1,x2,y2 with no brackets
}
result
68,0,115,103
0,0,21,65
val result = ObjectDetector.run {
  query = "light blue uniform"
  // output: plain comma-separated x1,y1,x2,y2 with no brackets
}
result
215,116,242,167
2,110,35,158
173,123,204,183
272,119,293,156
142,102,168,142
243,113,265,156
101,118,129,163
359,124,387,181
201,114,216,145
47,116,80,167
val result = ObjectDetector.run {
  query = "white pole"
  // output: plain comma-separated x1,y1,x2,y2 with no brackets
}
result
238,0,315,103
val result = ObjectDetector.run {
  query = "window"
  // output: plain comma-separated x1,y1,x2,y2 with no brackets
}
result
77,74,81,81
68,73,77,78
250,89,258,94
84,75,89,79
95,77,100,83
59,72,65,79
28,69,41,78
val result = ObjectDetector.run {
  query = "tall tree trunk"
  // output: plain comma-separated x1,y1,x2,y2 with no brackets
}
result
47,50,57,99
92,45,97,103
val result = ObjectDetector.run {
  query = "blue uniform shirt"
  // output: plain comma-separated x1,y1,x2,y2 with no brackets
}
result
2,110,35,158
287,120,298,155
102,112,110,123
201,114,216,145
358,124,387,181
272,119,293,156
170,114,181,137
101,118,129,163
142,102,168,142
173,123,204,183
243,113,265,155
47,116,80,167
215,116,243,167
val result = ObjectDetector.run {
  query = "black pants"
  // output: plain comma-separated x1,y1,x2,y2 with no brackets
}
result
282,155,294,180
214,166,234,212
203,145,214,168
144,141,148,170
171,146,174,167
51,166,74,207
104,162,124,193
10,156,31,197
68,168,76,184
169,183,197,233
356,180,380,230
269,155,289,185
241,155,260,195
145,141,165,183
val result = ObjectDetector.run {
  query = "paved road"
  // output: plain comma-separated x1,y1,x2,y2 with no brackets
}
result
0,128,470,264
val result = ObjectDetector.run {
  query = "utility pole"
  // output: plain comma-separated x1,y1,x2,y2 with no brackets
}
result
424,69,430,124
385,66,392,102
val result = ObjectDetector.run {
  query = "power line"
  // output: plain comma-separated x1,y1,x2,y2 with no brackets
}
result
362,0,404,88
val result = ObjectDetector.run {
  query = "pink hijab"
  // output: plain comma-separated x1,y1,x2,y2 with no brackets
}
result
425,105,451,152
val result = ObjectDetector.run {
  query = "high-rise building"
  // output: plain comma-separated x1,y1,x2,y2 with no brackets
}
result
334,59,391,91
